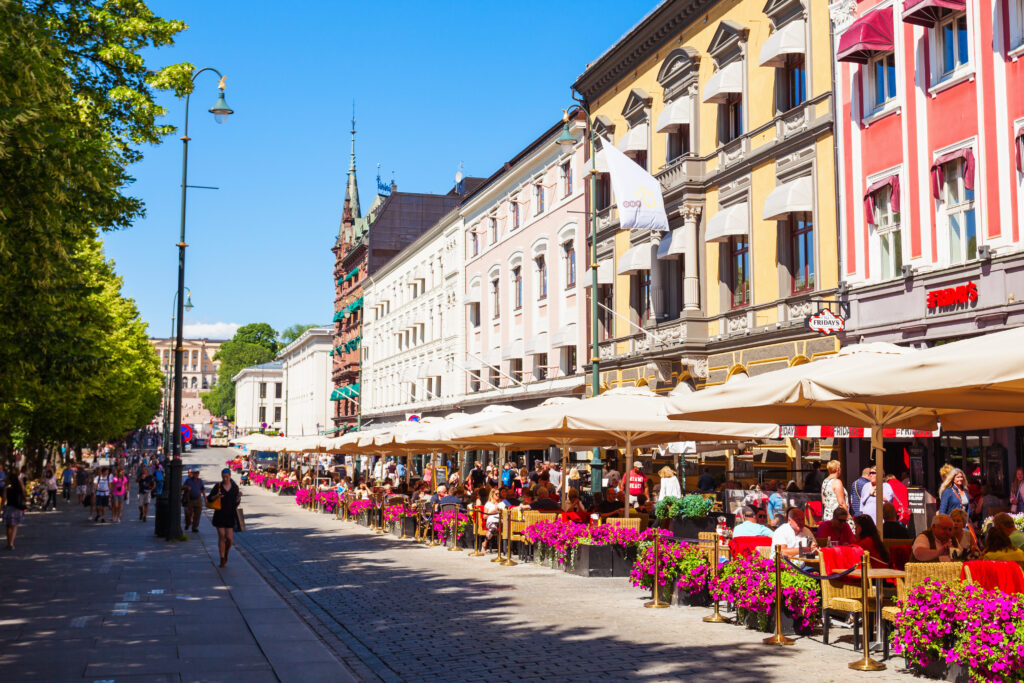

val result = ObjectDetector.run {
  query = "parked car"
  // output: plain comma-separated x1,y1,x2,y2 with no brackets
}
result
193,437,208,448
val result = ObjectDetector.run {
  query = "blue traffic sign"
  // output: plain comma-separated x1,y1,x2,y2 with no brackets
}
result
180,424,193,442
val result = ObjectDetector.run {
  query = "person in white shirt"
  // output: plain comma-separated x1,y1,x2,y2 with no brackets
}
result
858,468,894,524
657,466,682,501
771,508,817,558
548,465,562,493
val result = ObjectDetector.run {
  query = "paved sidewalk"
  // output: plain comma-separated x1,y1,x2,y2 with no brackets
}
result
0,485,355,682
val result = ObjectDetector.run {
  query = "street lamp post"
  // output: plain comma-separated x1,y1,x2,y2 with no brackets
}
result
556,99,602,495
162,288,193,457
167,68,234,540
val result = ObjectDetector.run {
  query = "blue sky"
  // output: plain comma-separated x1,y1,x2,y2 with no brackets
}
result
104,0,649,340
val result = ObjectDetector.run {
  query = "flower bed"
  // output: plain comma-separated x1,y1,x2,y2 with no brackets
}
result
383,504,413,523
628,534,696,598
294,488,312,507
892,579,1024,683
315,490,339,512
709,554,820,634
433,509,470,543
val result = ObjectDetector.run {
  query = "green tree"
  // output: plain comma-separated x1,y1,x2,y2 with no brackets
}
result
280,324,318,345
202,323,280,420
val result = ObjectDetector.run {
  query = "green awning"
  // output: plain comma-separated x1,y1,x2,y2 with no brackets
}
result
332,309,345,322
343,267,359,283
330,388,344,401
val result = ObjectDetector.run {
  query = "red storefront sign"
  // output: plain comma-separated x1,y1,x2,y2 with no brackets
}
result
926,282,977,309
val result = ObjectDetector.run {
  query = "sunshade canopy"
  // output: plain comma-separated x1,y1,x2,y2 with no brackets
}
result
703,61,743,104
706,202,749,242
616,123,649,152
656,98,691,133
617,243,652,275
759,20,806,68
762,176,814,221
837,6,894,64
657,227,688,259
902,0,965,27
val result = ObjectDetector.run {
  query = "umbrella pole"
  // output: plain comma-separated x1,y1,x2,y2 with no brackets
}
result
499,444,506,475
623,437,633,520
561,444,570,511
871,422,885,540
432,452,438,493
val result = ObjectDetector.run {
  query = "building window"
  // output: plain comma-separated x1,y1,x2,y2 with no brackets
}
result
490,217,498,244
511,201,520,230
1015,0,1024,48
258,406,266,423
729,236,750,308
597,284,614,341
490,278,500,318
275,382,282,399
512,266,523,310
535,255,547,300
534,353,547,381
787,212,815,294
871,184,903,281
488,365,500,389
509,358,523,384
870,53,897,111
667,125,690,162
720,95,743,144
561,345,577,376
631,270,652,327
941,158,977,263
259,382,267,399
469,370,481,393
274,407,282,422
534,183,545,214
780,55,806,111
563,241,576,287
468,302,480,328
937,13,969,81
561,161,573,196
596,174,612,211
471,229,480,256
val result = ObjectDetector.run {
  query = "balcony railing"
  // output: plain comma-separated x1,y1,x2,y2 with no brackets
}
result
655,154,703,193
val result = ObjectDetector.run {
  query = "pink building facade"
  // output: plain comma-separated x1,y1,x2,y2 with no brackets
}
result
460,119,588,409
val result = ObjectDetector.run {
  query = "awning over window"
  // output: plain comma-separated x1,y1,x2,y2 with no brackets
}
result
617,243,652,275
837,6,894,64
758,20,806,68
616,123,649,153
930,147,975,199
587,149,609,173
705,203,749,242
524,332,547,356
501,339,524,361
584,259,615,287
864,175,901,226
400,366,418,383
656,98,691,133
462,282,481,305
762,177,814,221
657,228,688,259
702,61,743,104
417,359,444,379
485,347,501,367
551,323,577,349
902,0,965,27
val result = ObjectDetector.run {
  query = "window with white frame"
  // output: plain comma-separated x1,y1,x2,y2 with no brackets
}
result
470,228,479,256
868,52,897,112
871,184,903,281
534,183,545,215
489,216,498,244
936,12,969,81
490,276,500,318
720,95,743,144
666,123,690,162
535,254,547,300
940,157,977,263
561,161,573,197
508,358,523,384
511,200,520,230
512,266,523,310
468,302,480,328
562,240,576,287
779,54,807,112
533,353,548,381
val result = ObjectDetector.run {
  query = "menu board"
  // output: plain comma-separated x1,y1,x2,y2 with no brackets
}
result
906,486,936,536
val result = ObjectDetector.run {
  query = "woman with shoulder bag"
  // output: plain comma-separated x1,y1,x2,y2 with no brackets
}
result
5,468,27,550
207,468,241,567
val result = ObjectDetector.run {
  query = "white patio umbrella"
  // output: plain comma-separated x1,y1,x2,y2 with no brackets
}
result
448,387,777,516
665,334,1024,531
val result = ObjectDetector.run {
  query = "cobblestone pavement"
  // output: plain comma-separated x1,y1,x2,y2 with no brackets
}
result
197,448,921,683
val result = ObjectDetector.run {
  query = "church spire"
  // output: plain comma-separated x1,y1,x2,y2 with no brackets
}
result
342,102,361,225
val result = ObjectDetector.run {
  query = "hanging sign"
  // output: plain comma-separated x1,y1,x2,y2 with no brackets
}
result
805,309,846,336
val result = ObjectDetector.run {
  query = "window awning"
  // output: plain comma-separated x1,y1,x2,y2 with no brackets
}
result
501,339,524,361
837,6,894,64
930,147,975,199
758,20,806,68
400,366,418,383
702,61,743,104
902,0,965,27
864,174,901,226
524,332,548,356
762,176,814,221
616,123,649,153
657,228,688,259
705,203,750,242
551,323,577,349
417,359,444,378
583,259,615,287
656,98,691,133
462,283,481,305
485,347,501,367
617,243,652,275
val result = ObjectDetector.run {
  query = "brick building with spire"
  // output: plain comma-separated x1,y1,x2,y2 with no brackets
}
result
330,114,482,432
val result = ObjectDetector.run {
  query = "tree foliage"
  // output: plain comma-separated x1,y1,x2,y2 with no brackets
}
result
202,324,280,421
0,1,191,469
280,323,318,345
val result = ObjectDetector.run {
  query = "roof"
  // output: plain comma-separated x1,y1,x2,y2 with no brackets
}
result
231,360,283,383
276,326,334,360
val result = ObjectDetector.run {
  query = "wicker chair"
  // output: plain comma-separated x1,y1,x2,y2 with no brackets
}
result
509,508,527,560
697,532,717,562
520,510,558,561
820,545,873,648
604,517,642,532
880,561,963,660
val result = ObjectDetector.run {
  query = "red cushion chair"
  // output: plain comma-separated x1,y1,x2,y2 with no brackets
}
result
821,545,867,586
888,544,913,571
805,500,824,522
729,536,772,558
962,560,1024,594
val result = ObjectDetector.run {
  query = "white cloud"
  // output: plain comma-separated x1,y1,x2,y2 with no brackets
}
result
183,321,239,339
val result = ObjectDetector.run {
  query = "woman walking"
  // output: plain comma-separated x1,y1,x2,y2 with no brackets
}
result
938,467,971,517
43,468,58,511
4,468,26,550
208,468,241,567
820,459,848,521
110,465,128,523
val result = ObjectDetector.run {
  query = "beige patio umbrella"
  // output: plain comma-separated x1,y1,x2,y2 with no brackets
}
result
665,334,1024,531
448,387,778,517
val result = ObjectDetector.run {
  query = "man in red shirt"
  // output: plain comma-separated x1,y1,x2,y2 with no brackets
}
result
627,461,648,504
886,473,910,525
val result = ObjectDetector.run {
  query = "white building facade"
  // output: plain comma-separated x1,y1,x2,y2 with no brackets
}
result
233,361,284,433
278,326,334,436
361,210,466,424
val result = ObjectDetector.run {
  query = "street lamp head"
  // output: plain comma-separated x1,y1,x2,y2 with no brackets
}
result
209,88,234,124
555,112,578,154
184,291,194,312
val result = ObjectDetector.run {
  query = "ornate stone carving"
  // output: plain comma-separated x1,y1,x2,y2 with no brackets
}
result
781,107,808,138
726,314,750,333
828,0,857,31
787,300,814,320
681,357,709,380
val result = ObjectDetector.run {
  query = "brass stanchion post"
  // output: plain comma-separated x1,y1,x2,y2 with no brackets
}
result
491,508,504,563
427,504,440,547
644,530,669,608
703,534,731,624
763,545,795,645
448,508,462,552
469,507,484,557
849,552,885,671
500,508,517,566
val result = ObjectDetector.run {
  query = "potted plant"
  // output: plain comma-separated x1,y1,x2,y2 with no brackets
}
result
660,494,731,539
433,509,470,546
349,499,372,526
675,546,712,607
383,503,414,536
628,530,683,604
568,524,642,578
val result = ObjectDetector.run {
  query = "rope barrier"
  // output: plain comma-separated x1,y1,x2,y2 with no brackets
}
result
781,555,859,582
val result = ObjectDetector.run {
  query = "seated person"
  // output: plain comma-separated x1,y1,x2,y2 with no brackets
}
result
817,506,856,546
596,488,624,519
853,514,890,567
562,488,588,523
993,512,1024,550
771,508,817,558
912,513,956,562
881,502,912,540
982,524,1024,563
500,486,520,508
732,506,773,538
949,508,980,559
529,486,560,511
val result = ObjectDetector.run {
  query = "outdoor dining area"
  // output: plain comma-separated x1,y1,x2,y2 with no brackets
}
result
232,327,1024,682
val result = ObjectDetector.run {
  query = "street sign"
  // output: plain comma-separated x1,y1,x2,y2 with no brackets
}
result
180,424,193,442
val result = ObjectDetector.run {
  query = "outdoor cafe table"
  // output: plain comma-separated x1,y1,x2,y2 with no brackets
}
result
848,567,905,652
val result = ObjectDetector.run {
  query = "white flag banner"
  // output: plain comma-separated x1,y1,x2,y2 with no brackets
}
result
602,142,670,232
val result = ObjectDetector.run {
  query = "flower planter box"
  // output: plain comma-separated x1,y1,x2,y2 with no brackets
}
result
278,485,297,496
737,608,772,633
779,610,816,637
668,514,734,540
356,511,370,527
569,545,619,578
676,588,712,608
910,661,968,683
